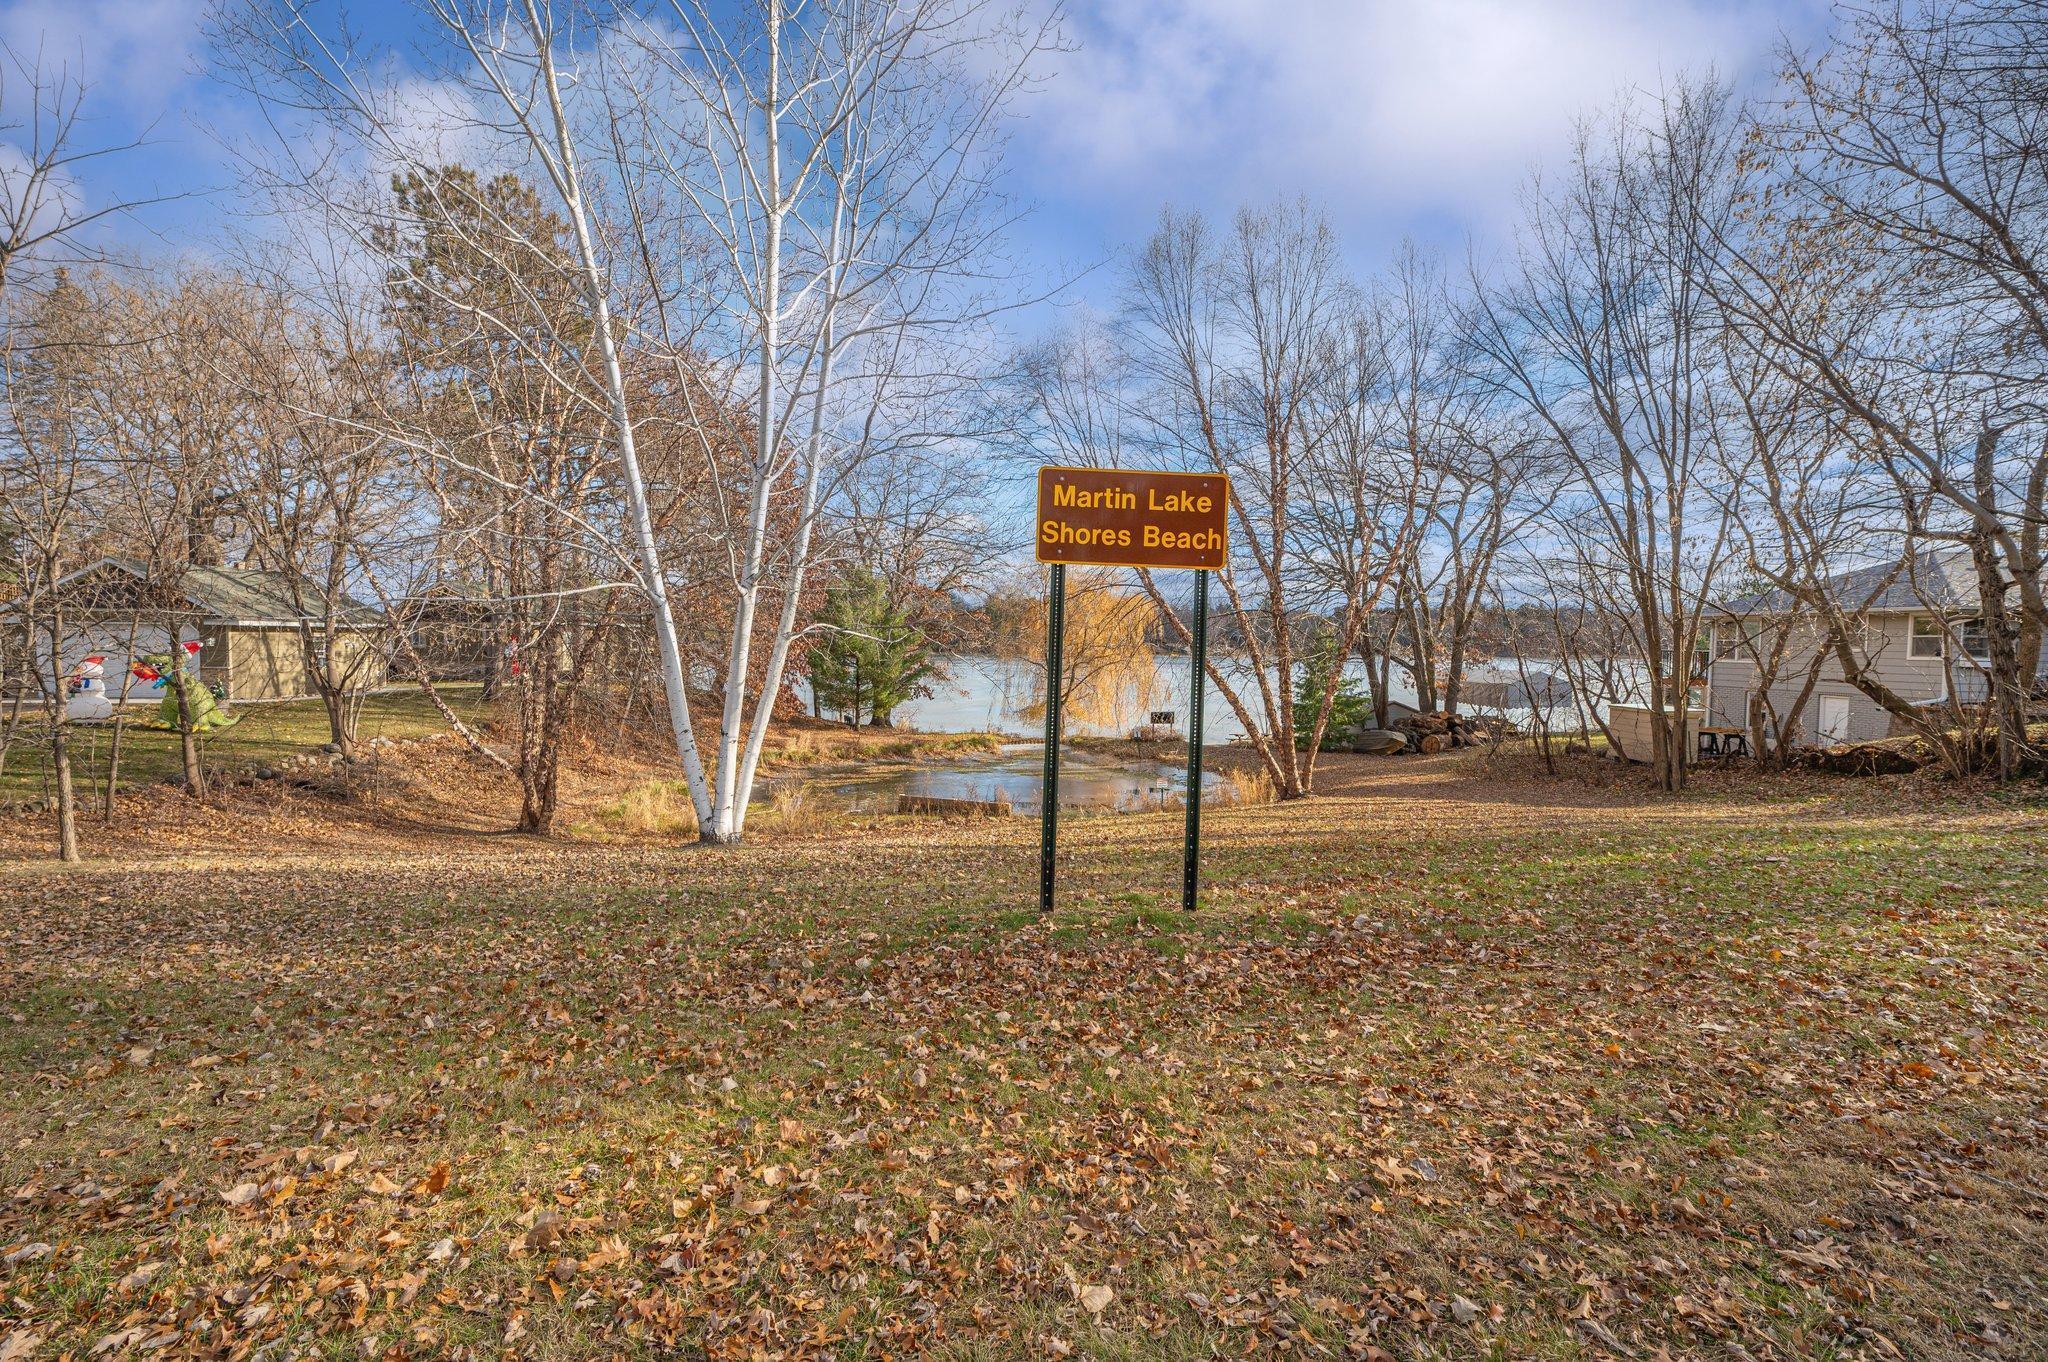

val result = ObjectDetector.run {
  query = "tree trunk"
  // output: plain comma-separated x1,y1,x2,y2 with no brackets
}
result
1649,685,1686,794
481,607,505,701
1968,536,2028,780
728,265,841,828
1358,633,1393,731
1409,597,1439,715
103,707,128,822
52,722,80,863
174,680,204,796
326,689,356,760
517,781,551,835
517,734,559,835
102,614,140,821
0,689,25,783
523,5,716,834
1965,427,2033,779
1442,612,1467,718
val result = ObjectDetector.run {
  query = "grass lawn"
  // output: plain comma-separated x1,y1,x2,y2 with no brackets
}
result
0,688,488,803
1,752,2044,1359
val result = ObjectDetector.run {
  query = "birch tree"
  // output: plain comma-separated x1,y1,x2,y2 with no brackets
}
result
220,0,1049,840
602,0,1052,838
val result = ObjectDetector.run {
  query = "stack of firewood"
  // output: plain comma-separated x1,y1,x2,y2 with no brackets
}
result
1395,712,1498,752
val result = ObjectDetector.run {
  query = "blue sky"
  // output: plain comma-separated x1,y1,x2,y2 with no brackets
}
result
2,0,1834,316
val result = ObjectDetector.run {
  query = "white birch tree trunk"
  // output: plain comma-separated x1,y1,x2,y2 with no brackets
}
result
706,0,784,843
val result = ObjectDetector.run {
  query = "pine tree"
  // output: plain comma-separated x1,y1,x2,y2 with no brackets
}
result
1294,627,1372,749
807,570,933,726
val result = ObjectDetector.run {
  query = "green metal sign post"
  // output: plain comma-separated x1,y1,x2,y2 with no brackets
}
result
1181,568,1209,912
1038,563,1065,915
1034,466,1229,916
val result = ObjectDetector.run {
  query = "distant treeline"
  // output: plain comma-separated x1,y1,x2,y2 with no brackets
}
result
933,589,1598,663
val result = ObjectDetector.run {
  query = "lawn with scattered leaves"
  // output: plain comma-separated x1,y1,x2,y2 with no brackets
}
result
0,689,489,804
1,751,2044,1360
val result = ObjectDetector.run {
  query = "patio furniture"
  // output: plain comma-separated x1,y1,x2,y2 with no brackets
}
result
1698,726,1750,760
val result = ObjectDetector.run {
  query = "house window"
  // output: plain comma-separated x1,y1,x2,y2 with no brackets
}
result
1713,624,1762,661
1909,616,1944,659
1958,618,1992,662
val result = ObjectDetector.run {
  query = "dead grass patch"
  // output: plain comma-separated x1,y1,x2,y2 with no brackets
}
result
574,777,700,839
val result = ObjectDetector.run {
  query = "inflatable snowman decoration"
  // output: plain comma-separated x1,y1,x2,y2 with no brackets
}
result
66,655,115,722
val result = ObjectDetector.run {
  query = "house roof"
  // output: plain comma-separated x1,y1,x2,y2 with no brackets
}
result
1458,661,1573,709
6,557,384,627
1715,549,1982,617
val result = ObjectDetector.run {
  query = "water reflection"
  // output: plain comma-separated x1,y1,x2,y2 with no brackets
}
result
833,744,1222,816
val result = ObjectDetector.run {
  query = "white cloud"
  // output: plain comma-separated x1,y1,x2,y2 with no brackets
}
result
369,73,502,176
1025,0,1824,238
0,138,84,241
0,0,204,113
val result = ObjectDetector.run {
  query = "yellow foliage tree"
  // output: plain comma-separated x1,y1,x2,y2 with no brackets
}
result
1016,568,1159,731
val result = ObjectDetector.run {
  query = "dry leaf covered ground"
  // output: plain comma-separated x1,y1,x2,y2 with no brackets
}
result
2,751,2045,1360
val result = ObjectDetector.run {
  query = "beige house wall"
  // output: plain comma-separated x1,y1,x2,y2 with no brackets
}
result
1705,613,1992,746
222,626,387,702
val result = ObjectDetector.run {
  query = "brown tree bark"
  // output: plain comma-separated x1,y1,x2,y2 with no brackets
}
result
51,721,80,863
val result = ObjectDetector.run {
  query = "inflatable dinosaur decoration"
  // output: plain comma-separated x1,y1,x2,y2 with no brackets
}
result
132,644,238,735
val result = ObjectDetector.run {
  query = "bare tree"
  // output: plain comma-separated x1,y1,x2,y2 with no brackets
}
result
833,438,1004,619
0,46,173,292
602,0,1055,838
1291,293,1419,769
1704,320,1868,765
1469,81,1748,791
1509,551,1643,756
1353,249,1560,722
1113,201,1376,797
374,167,645,832
1,274,105,859
224,274,403,757
74,271,258,795
1715,0,2048,776
0,51,168,855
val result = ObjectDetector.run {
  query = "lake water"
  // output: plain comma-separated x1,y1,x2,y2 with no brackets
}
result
831,744,1225,815
806,654,1294,745
806,654,1615,745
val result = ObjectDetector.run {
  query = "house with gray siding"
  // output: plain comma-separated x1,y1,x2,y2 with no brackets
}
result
1705,551,2045,748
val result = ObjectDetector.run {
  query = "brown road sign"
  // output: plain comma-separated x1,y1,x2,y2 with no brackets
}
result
1035,465,1230,571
